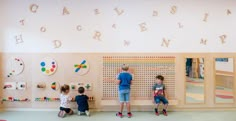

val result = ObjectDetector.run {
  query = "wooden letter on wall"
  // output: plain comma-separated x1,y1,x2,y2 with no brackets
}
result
124,40,130,46
203,13,209,22
15,35,24,44
161,38,170,47
153,10,158,16
227,9,231,15
112,24,116,29
29,4,39,13
63,7,70,15
219,35,227,44
94,9,100,15
40,27,46,32
53,40,62,48
19,19,25,26
93,31,102,41
139,22,147,32
170,6,177,14
76,25,82,31
178,22,183,28
200,38,207,45
114,7,124,15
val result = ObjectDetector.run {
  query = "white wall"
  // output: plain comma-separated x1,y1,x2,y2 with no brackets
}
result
0,0,236,53
215,58,234,72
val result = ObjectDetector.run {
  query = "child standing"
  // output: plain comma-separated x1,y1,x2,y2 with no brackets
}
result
58,84,74,118
116,64,133,118
153,75,169,116
75,87,90,116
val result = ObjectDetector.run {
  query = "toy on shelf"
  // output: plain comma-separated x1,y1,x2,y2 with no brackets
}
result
35,97,60,102
3,82,27,90
1,97,30,102
74,60,90,75
88,96,94,101
40,57,57,76
37,82,46,89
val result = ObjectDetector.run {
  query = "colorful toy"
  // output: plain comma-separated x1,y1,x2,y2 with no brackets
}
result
3,85,12,89
51,82,60,90
1,97,30,102
35,97,60,102
40,57,57,76
6,57,24,78
84,83,92,90
70,82,77,91
74,60,90,75
3,82,16,90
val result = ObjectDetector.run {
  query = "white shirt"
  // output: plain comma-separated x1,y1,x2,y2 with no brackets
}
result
60,94,72,108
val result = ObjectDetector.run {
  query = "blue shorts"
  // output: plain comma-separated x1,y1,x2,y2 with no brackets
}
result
154,96,168,104
118,89,130,102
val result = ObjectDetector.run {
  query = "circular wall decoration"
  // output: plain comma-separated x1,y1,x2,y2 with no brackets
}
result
40,57,57,76
51,82,60,91
7,57,24,77
74,60,90,75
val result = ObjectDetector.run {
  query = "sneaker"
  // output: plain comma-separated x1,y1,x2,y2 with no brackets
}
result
58,111,66,118
154,108,159,116
85,110,90,116
162,109,168,116
127,112,132,118
155,112,159,116
58,111,62,117
77,111,81,116
116,112,123,118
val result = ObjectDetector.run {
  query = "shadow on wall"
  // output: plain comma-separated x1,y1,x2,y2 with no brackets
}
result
0,28,5,108
0,52,3,109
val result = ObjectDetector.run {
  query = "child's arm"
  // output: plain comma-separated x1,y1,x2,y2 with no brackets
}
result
152,90,156,103
115,74,121,85
163,85,168,98
116,79,121,85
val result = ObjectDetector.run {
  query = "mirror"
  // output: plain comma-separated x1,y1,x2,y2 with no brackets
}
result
185,58,205,103
215,58,234,103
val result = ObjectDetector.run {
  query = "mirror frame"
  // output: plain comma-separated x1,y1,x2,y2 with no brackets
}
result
184,57,206,104
214,57,235,104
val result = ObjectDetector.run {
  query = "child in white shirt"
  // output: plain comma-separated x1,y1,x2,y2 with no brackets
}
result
58,84,74,118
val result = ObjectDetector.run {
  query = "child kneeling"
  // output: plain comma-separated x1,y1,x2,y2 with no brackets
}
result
75,87,90,116
152,75,169,116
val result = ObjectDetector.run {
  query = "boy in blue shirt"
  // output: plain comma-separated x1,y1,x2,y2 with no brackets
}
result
116,64,133,118
75,87,90,116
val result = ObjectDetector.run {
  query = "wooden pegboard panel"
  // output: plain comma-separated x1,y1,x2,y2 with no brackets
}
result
102,56,176,100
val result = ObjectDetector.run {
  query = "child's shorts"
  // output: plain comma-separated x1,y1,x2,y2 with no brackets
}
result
154,96,169,104
60,107,72,113
118,89,130,102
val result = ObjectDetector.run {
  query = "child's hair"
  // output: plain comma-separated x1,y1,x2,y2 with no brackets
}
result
122,64,129,71
78,87,85,94
60,84,70,93
156,75,164,81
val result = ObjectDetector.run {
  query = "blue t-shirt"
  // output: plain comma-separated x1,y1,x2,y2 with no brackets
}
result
117,72,132,91
75,95,89,112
